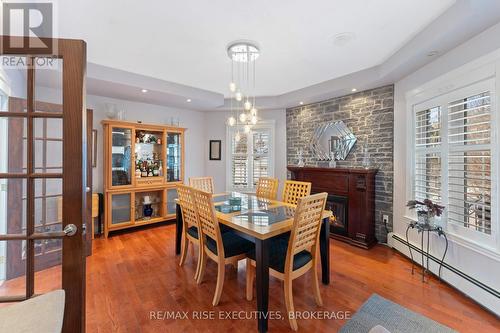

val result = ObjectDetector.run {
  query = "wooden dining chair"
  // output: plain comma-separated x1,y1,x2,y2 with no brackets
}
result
256,177,279,200
189,176,215,193
192,187,254,306
246,192,328,331
282,180,312,205
177,184,203,281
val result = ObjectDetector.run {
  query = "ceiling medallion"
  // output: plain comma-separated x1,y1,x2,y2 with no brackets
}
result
226,41,260,141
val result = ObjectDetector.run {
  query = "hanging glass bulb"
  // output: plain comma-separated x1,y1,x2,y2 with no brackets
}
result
244,124,251,133
251,115,258,125
250,107,258,116
244,100,252,111
229,82,236,92
235,91,243,102
235,132,241,142
239,112,247,123
227,116,236,126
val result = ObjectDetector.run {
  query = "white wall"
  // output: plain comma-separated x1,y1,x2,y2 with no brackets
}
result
204,109,287,195
394,22,500,315
86,95,206,193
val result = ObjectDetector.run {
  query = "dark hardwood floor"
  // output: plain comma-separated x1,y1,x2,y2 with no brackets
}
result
1,223,499,332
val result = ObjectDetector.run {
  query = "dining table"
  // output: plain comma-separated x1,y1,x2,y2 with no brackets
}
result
174,192,332,333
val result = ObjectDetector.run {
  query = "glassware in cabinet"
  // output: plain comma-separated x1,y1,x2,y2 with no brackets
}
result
134,129,164,185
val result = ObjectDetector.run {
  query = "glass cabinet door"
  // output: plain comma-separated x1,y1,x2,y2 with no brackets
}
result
110,193,132,225
166,132,182,182
111,127,132,186
167,188,178,215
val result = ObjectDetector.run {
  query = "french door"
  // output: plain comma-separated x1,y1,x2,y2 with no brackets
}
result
0,36,87,333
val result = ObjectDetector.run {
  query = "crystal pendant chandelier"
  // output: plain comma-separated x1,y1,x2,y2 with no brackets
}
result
226,41,260,142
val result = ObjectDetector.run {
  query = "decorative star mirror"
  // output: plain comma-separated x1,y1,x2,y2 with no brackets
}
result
310,121,357,161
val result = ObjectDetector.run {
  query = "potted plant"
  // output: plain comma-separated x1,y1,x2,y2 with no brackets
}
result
406,199,445,226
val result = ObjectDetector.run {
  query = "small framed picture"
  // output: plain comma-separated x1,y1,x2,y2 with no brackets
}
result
209,140,221,160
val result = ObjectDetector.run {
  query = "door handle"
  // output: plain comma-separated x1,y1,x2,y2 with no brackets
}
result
64,224,78,236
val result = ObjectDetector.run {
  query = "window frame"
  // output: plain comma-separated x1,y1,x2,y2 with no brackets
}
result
0,75,8,282
226,121,275,192
408,73,499,253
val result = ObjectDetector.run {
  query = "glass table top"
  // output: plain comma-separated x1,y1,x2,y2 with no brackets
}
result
206,192,330,238
214,192,273,213
230,206,296,226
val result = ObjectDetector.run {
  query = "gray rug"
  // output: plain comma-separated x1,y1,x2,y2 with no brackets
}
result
340,294,457,333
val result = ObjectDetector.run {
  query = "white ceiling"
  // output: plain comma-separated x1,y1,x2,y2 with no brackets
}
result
56,0,455,97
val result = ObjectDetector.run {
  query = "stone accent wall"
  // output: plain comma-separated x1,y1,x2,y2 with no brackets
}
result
286,85,394,242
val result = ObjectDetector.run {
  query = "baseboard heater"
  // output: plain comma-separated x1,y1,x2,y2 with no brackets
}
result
392,234,500,300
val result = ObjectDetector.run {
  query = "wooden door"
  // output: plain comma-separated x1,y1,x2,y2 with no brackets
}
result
4,100,93,276
0,36,87,333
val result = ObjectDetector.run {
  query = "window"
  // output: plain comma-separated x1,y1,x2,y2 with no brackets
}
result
413,79,495,245
415,107,442,203
447,91,491,235
227,123,274,191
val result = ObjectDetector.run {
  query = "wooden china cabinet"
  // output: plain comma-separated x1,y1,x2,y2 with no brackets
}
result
102,120,185,237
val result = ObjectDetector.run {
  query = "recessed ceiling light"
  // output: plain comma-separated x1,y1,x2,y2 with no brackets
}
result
333,32,356,46
351,88,357,92
427,50,439,57
141,89,148,93
299,101,304,105
186,99,192,103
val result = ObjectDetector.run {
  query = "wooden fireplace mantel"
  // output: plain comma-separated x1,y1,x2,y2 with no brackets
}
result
287,165,378,248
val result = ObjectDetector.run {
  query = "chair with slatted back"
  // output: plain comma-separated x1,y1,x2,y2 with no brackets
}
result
256,177,279,200
177,184,204,282
246,192,328,331
282,180,312,205
189,176,215,193
192,187,254,306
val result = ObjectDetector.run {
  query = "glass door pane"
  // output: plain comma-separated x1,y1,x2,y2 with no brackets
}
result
111,193,131,225
167,188,178,215
166,133,181,182
0,240,26,305
111,127,132,186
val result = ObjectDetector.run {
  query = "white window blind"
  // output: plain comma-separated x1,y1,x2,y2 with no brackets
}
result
228,124,273,190
231,134,248,187
414,107,442,203
252,131,270,186
413,81,495,240
447,91,491,235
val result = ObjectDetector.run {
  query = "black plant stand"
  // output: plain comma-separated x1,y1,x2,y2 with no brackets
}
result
405,221,448,282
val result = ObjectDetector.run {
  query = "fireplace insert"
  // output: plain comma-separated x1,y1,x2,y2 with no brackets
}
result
326,194,348,236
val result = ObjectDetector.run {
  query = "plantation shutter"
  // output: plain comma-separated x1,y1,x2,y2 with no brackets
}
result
252,131,270,186
414,106,442,203
447,91,492,235
231,134,248,188
229,125,273,190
